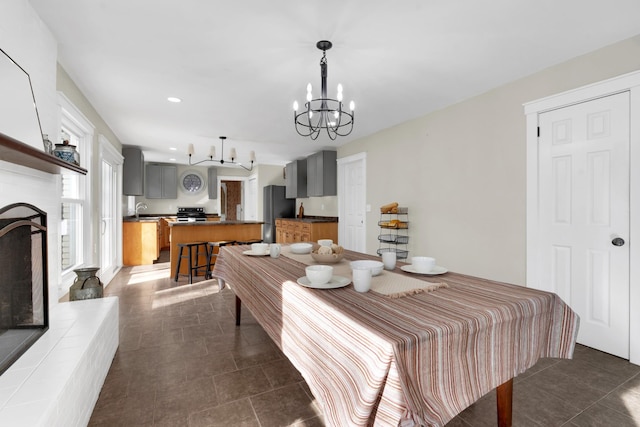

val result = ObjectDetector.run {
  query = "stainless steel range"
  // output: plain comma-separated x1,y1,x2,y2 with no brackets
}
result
176,207,206,222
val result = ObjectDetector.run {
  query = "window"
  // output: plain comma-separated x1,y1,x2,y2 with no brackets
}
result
58,93,94,292
60,128,85,272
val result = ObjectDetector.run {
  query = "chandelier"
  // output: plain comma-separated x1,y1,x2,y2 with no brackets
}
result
187,136,255,171
293,40,355,140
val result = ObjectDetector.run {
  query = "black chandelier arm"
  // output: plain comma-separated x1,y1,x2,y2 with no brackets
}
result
189,155,254,171
188,135,254,171
293,100,355,140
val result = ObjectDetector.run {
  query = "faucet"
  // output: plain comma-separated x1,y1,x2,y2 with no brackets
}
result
135,202,147,218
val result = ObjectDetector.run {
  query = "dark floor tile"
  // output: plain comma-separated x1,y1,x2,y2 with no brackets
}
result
155,338,209,364
153,415,189,427
457,392,499,427
261,358,305,388
569,403,638,427
520,365,606,410
182,322,225,341
598,384,640,420
205,331,245,353
155,376,217,420
514,356,561,383
241,323,275,345
444,415,472,427
250,383,321,427
214,365,273,403
88,389,155,426
572,345,640,379
189,398,260,427
185,350,238,380
547,358,633,393
139,327,184,348
162,312,201,331
513,380,581,426
231,341,284,369
620,373,640,393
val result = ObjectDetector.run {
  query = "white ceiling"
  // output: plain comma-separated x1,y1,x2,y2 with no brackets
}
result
29,0,640,166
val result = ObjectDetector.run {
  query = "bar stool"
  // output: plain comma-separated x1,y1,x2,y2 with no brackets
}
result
205,240,236,279
174,242,209,284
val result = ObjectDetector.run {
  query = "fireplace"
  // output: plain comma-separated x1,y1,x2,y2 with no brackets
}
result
0,202,48,375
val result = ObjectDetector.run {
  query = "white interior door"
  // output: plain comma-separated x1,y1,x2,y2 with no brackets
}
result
99,136,123,286
537,92,630,358
338,153,366,252
245,175,257,221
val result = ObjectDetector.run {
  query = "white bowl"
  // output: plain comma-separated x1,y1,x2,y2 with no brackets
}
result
290,242,313,254
305,265,333,285
350,260,384,276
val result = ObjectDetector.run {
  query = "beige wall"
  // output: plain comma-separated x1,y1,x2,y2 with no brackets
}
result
339,34,640,285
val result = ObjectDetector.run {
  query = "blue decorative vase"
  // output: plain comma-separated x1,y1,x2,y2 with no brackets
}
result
53,140,80,165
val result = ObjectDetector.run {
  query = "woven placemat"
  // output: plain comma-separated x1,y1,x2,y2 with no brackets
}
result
282,248,447,298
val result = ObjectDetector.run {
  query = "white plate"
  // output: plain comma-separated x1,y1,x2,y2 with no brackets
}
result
400,265,448,275
297,275,351,289
243,250,269,256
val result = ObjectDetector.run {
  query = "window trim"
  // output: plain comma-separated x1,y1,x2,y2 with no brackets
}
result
57,92,95,293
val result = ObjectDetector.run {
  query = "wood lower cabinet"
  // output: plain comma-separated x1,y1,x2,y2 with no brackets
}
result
123,220,160,265
161,217,176,250
276,219,338,244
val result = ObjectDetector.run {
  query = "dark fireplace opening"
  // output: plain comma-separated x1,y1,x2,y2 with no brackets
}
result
0,203,49,375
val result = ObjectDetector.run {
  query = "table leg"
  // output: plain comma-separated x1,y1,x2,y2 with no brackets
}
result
496,378,513,427
235,295,242,326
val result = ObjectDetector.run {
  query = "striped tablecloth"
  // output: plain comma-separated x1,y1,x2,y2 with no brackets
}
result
213,245,579,427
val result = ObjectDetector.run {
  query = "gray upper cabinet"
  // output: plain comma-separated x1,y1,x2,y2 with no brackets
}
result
145,164,177,199
285,159,307,199
122,147,144,196
207,167,218,199
307,150,337,197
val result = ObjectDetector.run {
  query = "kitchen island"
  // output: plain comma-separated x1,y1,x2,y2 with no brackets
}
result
168,220,263,277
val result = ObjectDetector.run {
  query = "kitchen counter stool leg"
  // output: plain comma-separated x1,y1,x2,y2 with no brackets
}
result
235,295,242,326
174,245,185,282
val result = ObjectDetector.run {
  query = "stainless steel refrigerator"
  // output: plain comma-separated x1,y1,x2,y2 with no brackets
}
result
263,185,295,243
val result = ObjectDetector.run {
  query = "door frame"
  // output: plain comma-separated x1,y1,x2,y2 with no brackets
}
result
216,175,250,220
98,134,123,286
524,70,640,365
337,152,367,252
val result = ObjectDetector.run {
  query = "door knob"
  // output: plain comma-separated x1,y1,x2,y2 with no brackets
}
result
612,237,625,247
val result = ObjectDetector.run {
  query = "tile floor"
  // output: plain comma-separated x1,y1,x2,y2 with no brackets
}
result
88,255,640,426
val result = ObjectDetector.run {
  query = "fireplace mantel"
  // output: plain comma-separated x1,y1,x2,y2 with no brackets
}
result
0,132,87,175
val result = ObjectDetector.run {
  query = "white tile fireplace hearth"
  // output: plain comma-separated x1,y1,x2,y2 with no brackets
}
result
0,297,118,426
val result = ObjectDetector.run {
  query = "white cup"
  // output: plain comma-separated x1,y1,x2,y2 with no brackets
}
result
352,267,372,292
381,252,397,270
251,243,269,255
318,239,333,247
412,256,435,273
270,243,281,258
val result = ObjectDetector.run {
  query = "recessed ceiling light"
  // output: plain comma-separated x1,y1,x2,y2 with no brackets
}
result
169,158,176,162
169,147,177,151
167,97,182,103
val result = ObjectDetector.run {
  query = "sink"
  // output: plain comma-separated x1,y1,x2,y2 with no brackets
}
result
123,216,161,222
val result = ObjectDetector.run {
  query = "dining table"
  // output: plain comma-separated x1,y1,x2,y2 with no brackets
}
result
212,245,579,427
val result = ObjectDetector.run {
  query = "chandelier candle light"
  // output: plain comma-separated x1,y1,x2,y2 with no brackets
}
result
293,40,355,140
187,136,255,171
